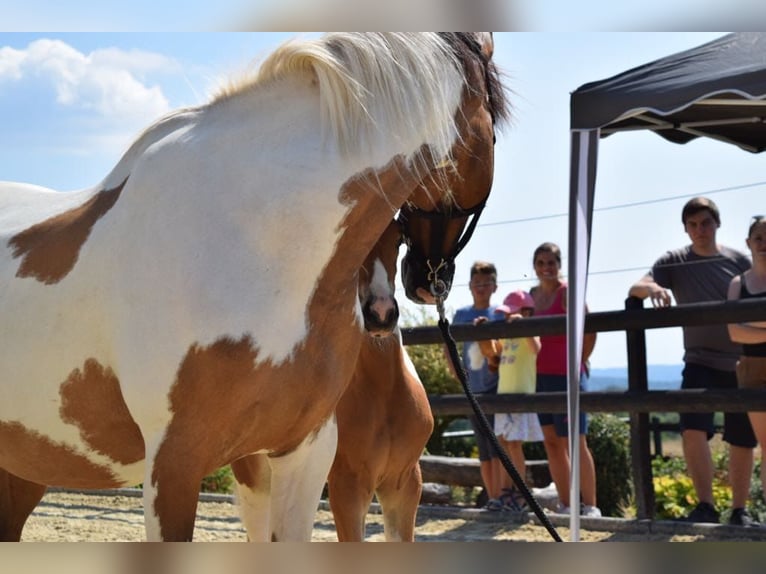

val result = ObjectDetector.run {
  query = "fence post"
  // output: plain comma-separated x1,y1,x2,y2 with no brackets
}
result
625,296,655,519
651,416,663,458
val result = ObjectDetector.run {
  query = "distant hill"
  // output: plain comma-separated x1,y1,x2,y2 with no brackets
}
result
587,364,683,392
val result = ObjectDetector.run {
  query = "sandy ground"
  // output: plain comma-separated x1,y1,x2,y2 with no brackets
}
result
18,489,766,542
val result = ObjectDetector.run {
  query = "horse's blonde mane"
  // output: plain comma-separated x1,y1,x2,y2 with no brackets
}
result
213,33,465,167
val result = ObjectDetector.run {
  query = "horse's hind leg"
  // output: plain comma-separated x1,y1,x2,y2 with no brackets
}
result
0,469,47,541
375,466,423,542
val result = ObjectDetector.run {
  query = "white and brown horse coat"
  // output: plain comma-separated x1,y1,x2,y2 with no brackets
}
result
0,33,500,541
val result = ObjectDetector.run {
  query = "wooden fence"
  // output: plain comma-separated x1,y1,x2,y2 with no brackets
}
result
400,297,766,519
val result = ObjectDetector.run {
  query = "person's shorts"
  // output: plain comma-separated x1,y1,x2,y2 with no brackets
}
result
469,412,496,461
468,385,498,461
536,373,589,437
736,356,766,390
680,362,756,448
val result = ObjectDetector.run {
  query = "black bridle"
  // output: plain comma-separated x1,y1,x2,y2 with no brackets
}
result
397,33,499,305
396,198,487,302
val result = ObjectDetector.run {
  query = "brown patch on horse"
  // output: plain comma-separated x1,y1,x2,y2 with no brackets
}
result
150,335,266,540
9,178,127,285
59,359,144,466
0,420,123,488
149,159,429,540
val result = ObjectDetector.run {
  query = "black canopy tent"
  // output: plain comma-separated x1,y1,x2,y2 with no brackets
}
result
564,32,766,538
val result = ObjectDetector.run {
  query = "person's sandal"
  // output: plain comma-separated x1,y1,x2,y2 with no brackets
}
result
484,498,504,511
499,488,529,512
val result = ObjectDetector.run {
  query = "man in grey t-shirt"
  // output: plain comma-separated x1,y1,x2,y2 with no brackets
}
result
629,197,756,526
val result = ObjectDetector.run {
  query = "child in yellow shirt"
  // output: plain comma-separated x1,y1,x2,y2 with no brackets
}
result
477,290,542,510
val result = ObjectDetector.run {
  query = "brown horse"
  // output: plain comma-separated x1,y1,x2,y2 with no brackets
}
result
328,221,433,542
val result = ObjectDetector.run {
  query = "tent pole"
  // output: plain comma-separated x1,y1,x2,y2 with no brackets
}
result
567,129,599,541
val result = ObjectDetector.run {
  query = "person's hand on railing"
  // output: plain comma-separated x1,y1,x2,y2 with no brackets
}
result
646,284,672,308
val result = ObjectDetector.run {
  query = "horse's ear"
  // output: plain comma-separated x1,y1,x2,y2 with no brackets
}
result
474,33,494,59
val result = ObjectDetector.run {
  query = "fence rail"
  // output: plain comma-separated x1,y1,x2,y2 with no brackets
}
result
401,297,766,520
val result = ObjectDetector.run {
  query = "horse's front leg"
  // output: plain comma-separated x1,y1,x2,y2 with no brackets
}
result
231,453,272,542
376,465,424,542
268,416,338,541
327,461,374,542
141,436,203,541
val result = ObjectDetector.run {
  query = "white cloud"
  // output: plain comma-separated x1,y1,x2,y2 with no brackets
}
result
0,39,174,120
0,46,25,79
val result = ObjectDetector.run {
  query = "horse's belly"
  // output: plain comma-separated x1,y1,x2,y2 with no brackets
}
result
0,351,147,489
0,416,145,489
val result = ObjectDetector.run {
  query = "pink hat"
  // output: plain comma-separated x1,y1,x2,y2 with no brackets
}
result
495,290,535,314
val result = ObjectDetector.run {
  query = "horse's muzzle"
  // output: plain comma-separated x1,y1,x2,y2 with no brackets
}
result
362,298,400,336
400,251,455,305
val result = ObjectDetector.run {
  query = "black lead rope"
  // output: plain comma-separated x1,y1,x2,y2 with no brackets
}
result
435,303,563,542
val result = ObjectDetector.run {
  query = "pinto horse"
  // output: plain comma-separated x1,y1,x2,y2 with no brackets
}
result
327,220,433,542
0,33,507,542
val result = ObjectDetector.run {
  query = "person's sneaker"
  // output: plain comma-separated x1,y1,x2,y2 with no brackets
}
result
580,504,602,518
552,502,570,514
679,502,720,524
729,508,760,527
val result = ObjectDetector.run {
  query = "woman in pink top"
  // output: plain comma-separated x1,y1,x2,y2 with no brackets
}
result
530,242,600,517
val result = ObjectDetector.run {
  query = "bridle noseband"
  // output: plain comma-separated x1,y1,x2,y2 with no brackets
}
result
397,197,487,304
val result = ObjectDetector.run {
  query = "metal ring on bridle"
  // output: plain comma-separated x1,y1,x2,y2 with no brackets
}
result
426,259,449,298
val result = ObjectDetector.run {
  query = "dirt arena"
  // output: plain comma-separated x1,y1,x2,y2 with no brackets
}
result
18,489,766,542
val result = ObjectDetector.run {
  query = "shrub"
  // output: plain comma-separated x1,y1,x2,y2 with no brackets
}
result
587,413,633,517
651,446,733,519
749,459,766,522
201,466,235,494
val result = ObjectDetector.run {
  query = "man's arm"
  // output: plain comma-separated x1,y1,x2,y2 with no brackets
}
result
628,273,672,308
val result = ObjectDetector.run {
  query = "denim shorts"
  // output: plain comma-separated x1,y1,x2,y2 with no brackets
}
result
536,373,588,437
680,362,756,448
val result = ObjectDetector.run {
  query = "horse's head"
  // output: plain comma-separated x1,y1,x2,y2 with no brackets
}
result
358,220,402,337
398,32,510,305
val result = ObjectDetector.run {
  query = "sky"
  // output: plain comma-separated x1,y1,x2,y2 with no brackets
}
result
1,32,762,370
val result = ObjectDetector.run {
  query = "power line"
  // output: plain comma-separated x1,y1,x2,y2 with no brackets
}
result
478,180,766,229
398,180,764,296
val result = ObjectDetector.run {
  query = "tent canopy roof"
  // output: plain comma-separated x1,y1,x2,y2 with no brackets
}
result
570,33,766,153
